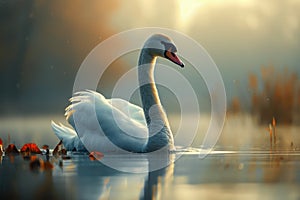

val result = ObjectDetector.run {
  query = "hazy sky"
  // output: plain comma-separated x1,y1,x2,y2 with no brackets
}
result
1,0,299,114
111,0,300,82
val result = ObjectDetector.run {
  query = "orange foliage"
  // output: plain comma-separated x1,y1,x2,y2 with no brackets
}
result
5,144,19,154
89,151,104,161
249,65,300,124
228,97,241,114
20,143,42,154
249,73,258,90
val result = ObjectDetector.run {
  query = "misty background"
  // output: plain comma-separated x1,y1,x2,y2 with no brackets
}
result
1,0,300,116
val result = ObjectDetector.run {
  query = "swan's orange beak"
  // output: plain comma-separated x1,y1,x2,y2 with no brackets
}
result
165,50,184,68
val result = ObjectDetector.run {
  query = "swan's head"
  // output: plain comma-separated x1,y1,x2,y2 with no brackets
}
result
143,34,184,68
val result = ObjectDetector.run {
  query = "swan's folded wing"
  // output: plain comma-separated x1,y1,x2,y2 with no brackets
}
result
108,98,146,126
65,90,148,152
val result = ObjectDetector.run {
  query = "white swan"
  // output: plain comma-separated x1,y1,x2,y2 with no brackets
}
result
51,34,184,153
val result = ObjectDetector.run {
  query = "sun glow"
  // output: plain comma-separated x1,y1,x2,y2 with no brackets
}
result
177,0,203,27
177,0,257,26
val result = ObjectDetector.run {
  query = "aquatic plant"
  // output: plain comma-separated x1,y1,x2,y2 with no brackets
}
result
249,65,300,124
267,124,273,147
20,143,42,154
5,144,19,154
266,117,278,147
52,140,67,155
0,138,3,154
272,117,276,144
228,96,241,114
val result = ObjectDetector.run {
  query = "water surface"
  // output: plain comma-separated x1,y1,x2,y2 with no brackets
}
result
1,148,300,200
1,115,300,199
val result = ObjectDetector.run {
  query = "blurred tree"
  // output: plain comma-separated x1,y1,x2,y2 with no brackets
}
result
0,0,122,115
228,96,241,114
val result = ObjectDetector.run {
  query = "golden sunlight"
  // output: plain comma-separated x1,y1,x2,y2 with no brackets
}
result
176,0,259,29
177,0,203,27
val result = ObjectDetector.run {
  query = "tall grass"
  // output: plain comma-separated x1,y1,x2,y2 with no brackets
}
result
249,65,300,124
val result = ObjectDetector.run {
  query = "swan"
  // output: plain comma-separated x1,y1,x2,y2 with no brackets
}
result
51,34,184,153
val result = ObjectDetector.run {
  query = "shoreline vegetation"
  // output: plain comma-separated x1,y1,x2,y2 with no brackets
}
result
229,65,300,125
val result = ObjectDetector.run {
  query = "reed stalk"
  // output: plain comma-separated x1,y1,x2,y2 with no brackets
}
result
272,117,276,144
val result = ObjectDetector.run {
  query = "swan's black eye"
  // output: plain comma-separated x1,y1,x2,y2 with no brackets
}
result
161,41,177,53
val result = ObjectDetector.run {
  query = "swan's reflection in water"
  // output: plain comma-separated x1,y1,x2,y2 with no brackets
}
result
54,152,175,200
2,150,300,199
139,154,174,200
76,153,175,200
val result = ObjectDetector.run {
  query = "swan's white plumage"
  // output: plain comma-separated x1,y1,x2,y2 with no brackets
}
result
63,90,148,152
51,34,184,153
107,98,146,126
51,121,86,151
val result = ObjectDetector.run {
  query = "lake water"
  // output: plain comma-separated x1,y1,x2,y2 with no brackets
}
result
1,114,300,199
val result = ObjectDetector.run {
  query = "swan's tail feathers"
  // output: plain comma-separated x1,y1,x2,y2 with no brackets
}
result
51,121,76,151
65,90,94,125
51,121,88,152
65,90,107,129
51,121,77,137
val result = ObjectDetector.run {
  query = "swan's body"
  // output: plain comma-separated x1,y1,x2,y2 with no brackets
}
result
51,34,184,153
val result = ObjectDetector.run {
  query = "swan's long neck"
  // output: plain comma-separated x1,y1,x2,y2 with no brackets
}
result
138,48,175,152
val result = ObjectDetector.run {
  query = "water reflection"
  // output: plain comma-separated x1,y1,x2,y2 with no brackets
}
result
1,150,300,199
140,155,174,200
75,153,175,199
